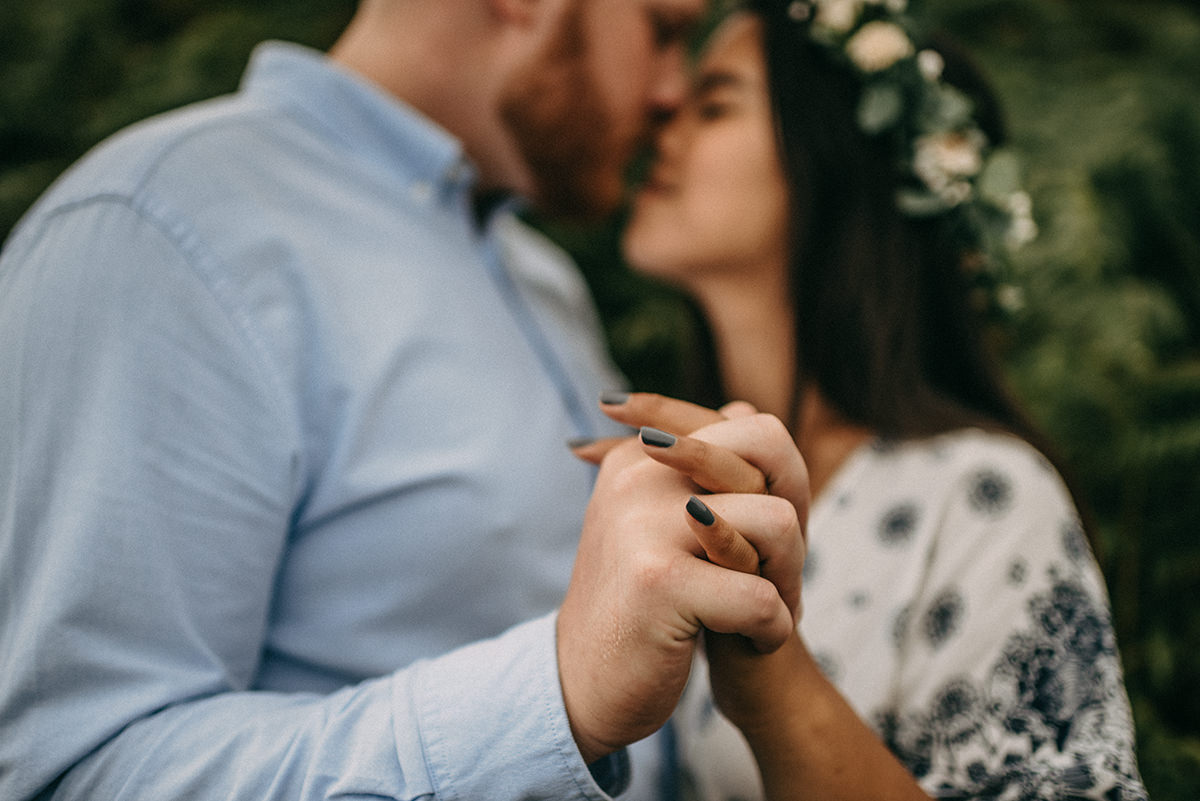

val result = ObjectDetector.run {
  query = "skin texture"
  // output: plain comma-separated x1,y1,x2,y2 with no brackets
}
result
499,0,627,218
610,14,935,801
623,14,790,283
335,0,817,769
559,404,808,763
500,0,699,218
623,13,874,491
623,14,801,436
332,0,703,219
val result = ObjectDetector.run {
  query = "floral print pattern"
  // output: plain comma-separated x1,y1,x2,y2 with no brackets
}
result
675,429,1146,801
879,577,1144,799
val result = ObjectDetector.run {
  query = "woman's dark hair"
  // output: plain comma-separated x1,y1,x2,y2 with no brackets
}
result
740,0,1099,547
747,0,1036,443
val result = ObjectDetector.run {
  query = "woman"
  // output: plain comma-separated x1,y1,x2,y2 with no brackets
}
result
617,1,1148,798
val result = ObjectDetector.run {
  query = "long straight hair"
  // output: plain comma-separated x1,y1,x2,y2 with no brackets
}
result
739,0,1101,548
748,0,1040,445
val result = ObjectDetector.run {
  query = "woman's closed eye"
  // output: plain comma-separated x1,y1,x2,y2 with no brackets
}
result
690,71,749,121
696,98,734,120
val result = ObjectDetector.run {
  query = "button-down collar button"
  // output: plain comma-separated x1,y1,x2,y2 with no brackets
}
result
446,162,471,185
410,180,433,205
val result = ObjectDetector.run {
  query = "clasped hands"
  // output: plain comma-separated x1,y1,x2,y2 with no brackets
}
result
557,393,810,765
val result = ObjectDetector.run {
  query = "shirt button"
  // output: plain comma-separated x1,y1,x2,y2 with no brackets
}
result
410,181,433,205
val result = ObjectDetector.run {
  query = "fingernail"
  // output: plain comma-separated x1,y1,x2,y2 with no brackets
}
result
600,391,630,405
686,495,715,526
567,437,596,449
640,426,676,448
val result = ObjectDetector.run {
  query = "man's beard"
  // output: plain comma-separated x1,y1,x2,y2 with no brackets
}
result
498,1,639,221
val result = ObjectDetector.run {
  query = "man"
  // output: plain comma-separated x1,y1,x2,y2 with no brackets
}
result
0,1,807,799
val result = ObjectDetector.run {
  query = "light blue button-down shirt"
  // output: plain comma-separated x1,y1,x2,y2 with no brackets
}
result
0,42,638,800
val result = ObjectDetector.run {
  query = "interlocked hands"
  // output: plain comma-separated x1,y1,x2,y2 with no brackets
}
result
557,394,809,763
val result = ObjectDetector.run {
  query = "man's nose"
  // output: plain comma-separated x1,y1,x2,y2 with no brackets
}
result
647,45,690,118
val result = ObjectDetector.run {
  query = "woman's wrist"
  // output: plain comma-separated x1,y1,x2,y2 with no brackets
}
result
708,631,822,736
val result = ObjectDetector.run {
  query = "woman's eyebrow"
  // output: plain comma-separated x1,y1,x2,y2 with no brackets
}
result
693,70,746,95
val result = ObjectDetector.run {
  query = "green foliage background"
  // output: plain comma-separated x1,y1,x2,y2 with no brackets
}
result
1,1,1197,797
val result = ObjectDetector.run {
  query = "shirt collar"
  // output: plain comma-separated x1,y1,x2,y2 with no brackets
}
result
240,41,478,200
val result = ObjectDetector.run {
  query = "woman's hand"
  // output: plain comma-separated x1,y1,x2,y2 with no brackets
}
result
556,410,808,765
681,497,812,728
574,392,810,538
573,392,810,619
574,393,931,800
683,479,932,801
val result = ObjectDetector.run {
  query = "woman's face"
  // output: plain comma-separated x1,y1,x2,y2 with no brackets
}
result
622,13,790,290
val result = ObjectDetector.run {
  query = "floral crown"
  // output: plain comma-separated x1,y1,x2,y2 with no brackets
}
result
780,0,1036,316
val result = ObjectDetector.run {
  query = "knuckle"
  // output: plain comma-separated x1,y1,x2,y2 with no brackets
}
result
627,550,677,590
762,495,800,533
608,470,640,496
720,400,756,418
747,580,782,627
610,461,657,495
751,412,790,441
602,437,644,467
744,466,768,495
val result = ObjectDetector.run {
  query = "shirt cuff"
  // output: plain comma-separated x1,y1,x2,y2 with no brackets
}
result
396,612,617,801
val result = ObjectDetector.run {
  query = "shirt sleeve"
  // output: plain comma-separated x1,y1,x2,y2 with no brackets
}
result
884,439,1147,800
0,199,614,801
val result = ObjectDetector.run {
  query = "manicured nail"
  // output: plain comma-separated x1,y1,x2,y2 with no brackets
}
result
600,391,630,405
686,495,715,526
567,437,596,450
640,426,676,448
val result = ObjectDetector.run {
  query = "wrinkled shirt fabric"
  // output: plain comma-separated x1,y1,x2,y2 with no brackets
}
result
0,42,646,801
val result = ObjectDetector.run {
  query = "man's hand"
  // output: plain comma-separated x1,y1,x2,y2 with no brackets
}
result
572,393,810,615
557,403,808,764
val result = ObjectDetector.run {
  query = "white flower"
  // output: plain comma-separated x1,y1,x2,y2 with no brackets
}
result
996,285,1027,313
845,21,914,72
939,180,973,207
787,1,813,22
1007,190,1033,217
917,49,945,82
813,0,863,33
913,130,985,193
1005,191,1038,247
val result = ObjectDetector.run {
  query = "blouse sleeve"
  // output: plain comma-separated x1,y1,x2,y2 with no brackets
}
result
882,438,1147,800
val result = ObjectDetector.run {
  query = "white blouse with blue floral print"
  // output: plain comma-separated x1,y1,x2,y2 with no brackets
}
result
675,428,1148,801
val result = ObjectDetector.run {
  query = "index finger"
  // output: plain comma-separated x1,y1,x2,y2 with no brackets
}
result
685,495,760,575
639,426,767,495
599,392,729,435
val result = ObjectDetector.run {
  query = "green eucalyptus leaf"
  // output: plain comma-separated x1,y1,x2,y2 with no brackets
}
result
858,82,904,133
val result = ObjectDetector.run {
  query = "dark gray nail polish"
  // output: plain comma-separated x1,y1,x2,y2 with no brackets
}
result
600,391,630,405
567,437,596,449
686,496,715,526
640,426,676,448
